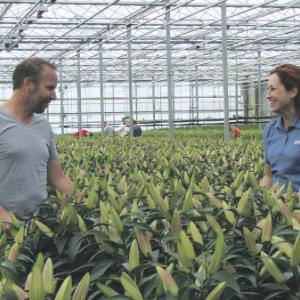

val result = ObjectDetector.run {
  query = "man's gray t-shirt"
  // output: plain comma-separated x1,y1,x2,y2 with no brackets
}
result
0,108,58,220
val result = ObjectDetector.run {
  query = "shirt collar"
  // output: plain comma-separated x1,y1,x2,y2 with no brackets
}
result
276,115,300,129
293,117,300,128
275,116,284,129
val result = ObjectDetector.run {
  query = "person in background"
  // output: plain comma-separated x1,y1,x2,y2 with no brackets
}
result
104,121,114,137
73,129,90,137
131,120,142,137
119,116,130,137
260,64,300,191
0,57,74,225
230,123,242,139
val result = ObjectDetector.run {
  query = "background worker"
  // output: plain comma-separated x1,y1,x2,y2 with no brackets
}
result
119,116,130,137
230,123,242,139
104,121,114,137
131,120,142,137
260,64,300,191
73,129,90,137
0,57,74,225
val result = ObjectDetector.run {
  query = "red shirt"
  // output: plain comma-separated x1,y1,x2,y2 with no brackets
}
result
73,129,89,137
231,126,242,138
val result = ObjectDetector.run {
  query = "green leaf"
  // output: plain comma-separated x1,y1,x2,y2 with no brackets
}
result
213,271,240,293
90,259,118,282
139,274,158,298
123,222,154,233
68,234,85,261
107,296,132,300
1,288,18,300
55,276,72,300
260,283,289,291
264,292,286,300
55,237,68,255
0,259,18,281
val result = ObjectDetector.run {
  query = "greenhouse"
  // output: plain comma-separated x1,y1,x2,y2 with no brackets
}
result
0,0,300,299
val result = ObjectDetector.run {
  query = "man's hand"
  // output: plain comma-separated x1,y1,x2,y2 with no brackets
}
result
0,207,12,233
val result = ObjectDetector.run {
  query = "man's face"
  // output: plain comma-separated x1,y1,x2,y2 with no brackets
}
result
28,65,57,114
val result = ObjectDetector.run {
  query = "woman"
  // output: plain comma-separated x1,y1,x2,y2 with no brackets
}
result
260,64,300,191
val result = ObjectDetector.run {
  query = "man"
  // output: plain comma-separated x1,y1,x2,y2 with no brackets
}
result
131,120,142,137
119,116,129,137
73,129,90,137
230,124,242,139
104,121,114,137
0,57,74,225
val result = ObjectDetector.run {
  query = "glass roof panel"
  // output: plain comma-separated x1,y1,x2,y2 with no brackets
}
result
0,0,299,84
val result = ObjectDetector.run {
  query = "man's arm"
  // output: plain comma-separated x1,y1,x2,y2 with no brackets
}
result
260,163,272,188
47,159,74,194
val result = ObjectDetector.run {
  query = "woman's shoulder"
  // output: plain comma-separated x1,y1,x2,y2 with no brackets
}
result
266,116,280,128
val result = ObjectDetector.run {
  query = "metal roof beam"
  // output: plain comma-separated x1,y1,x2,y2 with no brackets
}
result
1,0,300,9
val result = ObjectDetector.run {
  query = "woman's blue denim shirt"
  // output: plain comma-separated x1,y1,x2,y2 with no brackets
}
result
263,116,300,192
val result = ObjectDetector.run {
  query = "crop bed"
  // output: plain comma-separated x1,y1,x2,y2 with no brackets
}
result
1,129,300,299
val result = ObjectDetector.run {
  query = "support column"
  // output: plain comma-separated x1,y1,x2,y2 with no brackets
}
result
172,71,176,127
258,50,262,129
99,41,105,133
127,24,134,136
152,75,156,129
190,81,194,123
159,85,163,128
135,82,138,121
235,53,239,124
112,84,115,126
77,50,82,136
166,0,174,138
221,2,230,142
195,66,199,124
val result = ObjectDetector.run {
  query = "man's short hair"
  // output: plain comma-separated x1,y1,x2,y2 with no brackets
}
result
12,57,56,90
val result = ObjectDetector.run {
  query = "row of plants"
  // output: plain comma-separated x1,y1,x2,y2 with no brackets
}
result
0,129,299,299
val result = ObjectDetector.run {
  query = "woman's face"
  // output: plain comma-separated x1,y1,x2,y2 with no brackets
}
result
267,73,297,114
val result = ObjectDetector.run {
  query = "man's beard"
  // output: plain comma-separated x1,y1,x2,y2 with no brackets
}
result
34,100,49,114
